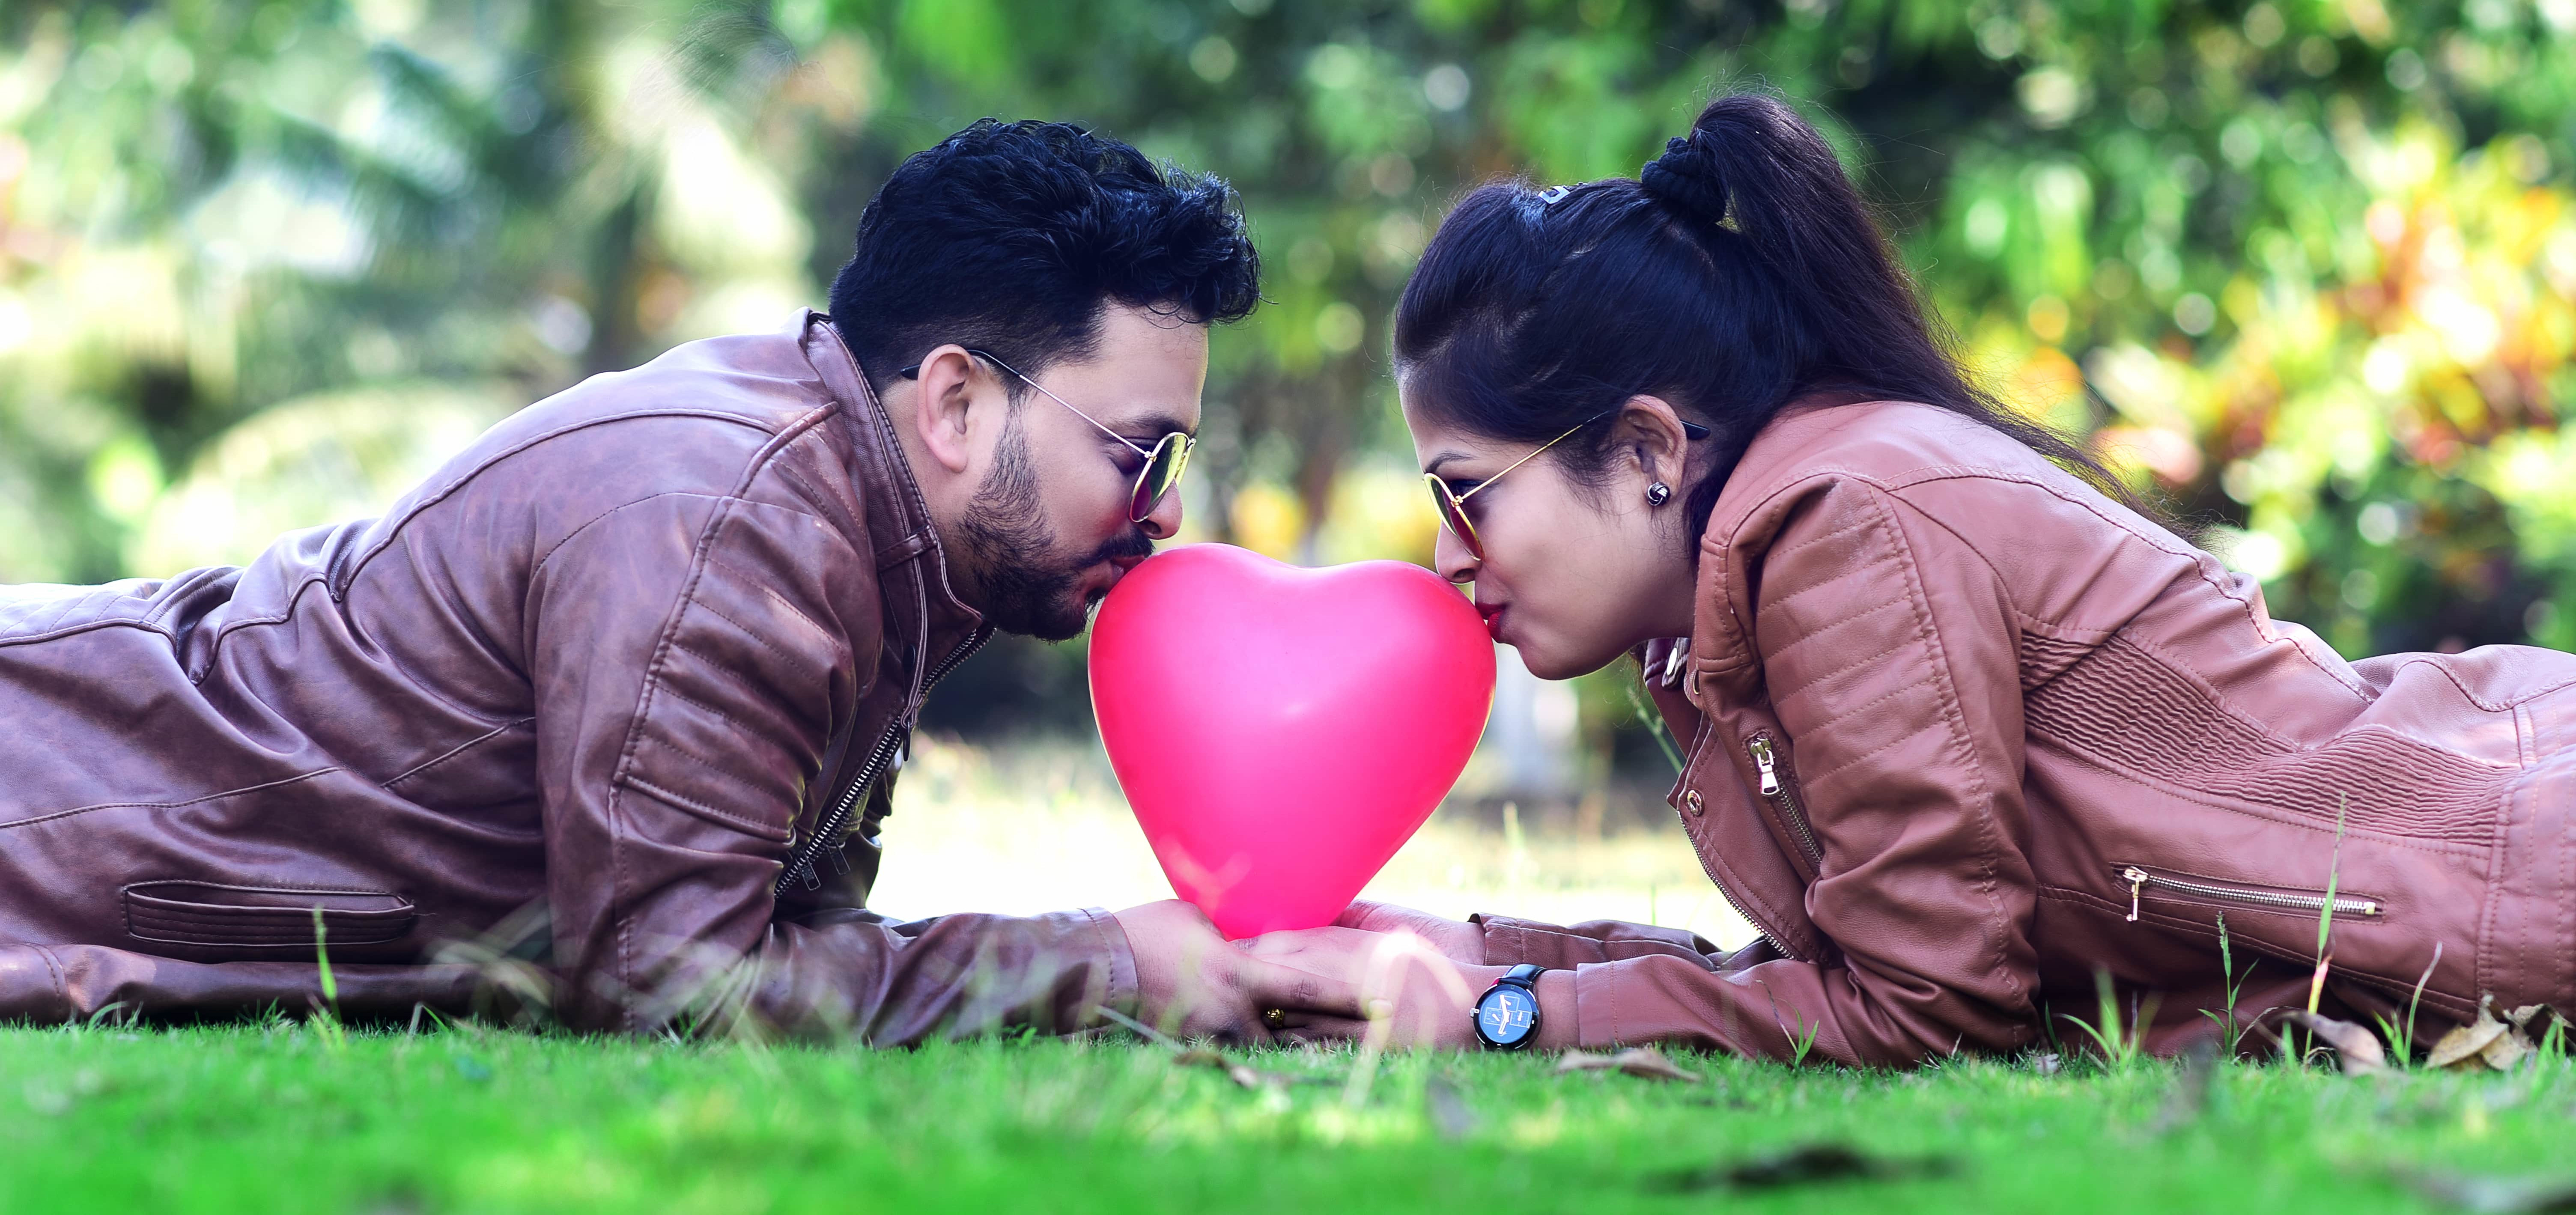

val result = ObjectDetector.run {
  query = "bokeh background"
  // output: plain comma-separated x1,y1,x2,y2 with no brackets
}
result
4,0,2572,933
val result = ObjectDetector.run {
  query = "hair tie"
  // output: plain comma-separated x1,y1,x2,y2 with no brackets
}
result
1640,131,1729,225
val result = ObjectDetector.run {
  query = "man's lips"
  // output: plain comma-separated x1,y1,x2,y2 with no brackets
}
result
1085,552,1151,602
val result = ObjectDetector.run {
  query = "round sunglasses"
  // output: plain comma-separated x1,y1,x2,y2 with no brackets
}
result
899,348,1194,525
1425,409,1709,561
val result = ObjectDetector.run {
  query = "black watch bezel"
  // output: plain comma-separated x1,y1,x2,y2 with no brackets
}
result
1470,963,1546,1050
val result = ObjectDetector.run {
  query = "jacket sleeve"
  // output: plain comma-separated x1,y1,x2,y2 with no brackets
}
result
1551,475,2043,1065
1471,914,1771,970
524,488,1133,1038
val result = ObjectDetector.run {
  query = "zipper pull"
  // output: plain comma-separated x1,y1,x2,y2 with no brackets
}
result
1748,736,1781,796
2122,866,2149,923
799,862,822,891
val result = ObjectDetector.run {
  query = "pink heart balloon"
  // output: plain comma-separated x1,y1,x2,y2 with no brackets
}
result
1089,544,1496,939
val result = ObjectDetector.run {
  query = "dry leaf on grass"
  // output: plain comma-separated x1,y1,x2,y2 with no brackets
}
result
2429,995,2536,1073
2150,1039,2221,1133
1172,1047,1314,1091
1425,1075,1476,1141
1556,1047,1698,1082
2398,1170,2576,1214
2280,1011,2388,1075
1655,1144,1957,1192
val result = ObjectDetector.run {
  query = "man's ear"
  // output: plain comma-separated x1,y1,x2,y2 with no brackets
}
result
908,344,984,476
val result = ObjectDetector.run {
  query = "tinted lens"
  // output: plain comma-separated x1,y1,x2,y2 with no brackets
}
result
1128,433,1192,522
1422,473,1483,560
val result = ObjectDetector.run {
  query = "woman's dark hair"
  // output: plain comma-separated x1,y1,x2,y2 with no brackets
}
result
831,119,1261,395
1394,93,2142,542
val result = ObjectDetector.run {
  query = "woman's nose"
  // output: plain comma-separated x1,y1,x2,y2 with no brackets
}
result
1433,526,1478,584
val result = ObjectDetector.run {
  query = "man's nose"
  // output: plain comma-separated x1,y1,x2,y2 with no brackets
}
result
1138,485,1183,541
1433,527,1478,584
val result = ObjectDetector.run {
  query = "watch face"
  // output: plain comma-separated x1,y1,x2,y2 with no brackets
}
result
1475,985,1539,1046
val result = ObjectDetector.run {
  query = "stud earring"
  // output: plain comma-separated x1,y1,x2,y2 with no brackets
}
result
1646,482,1672,505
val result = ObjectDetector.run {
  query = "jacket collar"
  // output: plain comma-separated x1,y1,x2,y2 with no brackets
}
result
797,311,988,655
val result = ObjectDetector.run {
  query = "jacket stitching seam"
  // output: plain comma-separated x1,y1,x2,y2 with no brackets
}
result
0,616,179,650
0,768,343,831
1759,558,1906,616
183,575,335,684
1766,513,1881,559
384,717,535,789
635,672,761,741
2370,654,2576,714
1718,462,2371,702
35,945,66,1020
340,408,787,591
1786,679,1950,786
605,497,741,1033
1759,596,1912,689
1863,487,2026,1005
531,492,725,577
1760,596,1911,698
2026,741,2496,854
697,554,844,647
623,771,792,839
686,602,832,679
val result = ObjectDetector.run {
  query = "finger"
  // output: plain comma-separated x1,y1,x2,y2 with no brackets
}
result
1279,1016,1375,1044
1234,930,1320,958
1240,957,1366,1018
1334,900,1389,930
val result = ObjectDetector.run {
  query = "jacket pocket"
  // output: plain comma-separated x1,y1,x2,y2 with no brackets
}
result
122,882,417,950
2112,864,2386,924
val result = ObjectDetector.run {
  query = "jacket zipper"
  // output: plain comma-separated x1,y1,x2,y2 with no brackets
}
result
1746,733,1822,867
774,627,990,896
1682,836,1791,962
1670,728,1798,962
2117,864,2382,923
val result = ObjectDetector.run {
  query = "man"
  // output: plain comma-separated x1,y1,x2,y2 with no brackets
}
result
0,119,1344,1042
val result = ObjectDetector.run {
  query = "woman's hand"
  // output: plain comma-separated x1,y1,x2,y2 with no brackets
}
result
1333,900,1485,964
1113,900,1361,1042
1243,925,1573,1050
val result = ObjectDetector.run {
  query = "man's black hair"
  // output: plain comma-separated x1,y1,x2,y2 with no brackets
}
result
829,119,1261,395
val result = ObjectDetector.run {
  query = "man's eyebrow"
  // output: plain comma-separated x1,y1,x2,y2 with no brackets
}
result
1115,411,1194,441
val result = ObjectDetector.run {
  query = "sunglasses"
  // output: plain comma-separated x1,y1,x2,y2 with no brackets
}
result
1424,409,1709,561
899,348,1194,525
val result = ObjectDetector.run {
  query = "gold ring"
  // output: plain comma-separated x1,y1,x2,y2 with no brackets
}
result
1262,1007,1288,1030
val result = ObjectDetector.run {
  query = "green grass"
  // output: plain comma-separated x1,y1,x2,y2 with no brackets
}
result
6,1024,2576,1214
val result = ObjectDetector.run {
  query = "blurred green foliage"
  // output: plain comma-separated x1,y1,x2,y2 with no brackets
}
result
2,0,2573,760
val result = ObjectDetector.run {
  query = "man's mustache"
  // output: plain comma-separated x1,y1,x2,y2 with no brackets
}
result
1090,528,1157,567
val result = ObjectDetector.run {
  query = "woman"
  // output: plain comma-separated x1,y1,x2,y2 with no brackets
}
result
1257,94,2576,1066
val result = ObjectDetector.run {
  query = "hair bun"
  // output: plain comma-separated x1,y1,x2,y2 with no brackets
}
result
1640,130,1728,226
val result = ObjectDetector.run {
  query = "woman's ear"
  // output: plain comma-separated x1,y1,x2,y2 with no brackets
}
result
907,345,986,476
1612,394,1693,491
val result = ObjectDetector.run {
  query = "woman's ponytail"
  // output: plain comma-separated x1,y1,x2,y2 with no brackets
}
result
1398,91,2163,545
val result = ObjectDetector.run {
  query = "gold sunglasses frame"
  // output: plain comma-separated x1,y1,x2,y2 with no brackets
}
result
899,348,1195,525
1424,408,1709,560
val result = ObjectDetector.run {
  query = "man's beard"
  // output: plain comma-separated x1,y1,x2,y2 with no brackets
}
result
957,417,1157,641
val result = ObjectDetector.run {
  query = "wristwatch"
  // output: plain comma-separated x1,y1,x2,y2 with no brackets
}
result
1471,964,1546,1050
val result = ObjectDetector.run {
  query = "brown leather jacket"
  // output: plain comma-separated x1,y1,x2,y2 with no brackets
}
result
0,311,1134,1039
1473,400,2576,1066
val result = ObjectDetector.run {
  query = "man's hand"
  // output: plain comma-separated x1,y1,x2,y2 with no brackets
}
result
1334,900,1484,963
1112,899,1359,1042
